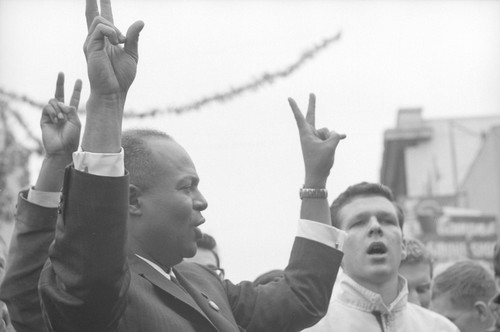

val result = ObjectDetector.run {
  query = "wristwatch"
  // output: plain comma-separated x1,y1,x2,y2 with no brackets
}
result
299,187,328,199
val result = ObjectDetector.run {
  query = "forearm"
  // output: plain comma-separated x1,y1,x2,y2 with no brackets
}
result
300,198,330,225
300,174,330,225
0,191,57,332
34,155,72,192
39,168,129,330
81,94,124,153
226,238,342,332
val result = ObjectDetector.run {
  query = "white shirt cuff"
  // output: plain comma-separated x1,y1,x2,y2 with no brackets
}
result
297,219,347,251
27,187,61,208
73,147,125,177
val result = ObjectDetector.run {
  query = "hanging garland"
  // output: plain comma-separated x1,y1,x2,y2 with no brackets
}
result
0,32,341,118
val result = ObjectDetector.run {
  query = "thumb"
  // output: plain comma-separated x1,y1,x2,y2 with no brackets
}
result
59,104,81,127
124,20,145,62
326,131,346,148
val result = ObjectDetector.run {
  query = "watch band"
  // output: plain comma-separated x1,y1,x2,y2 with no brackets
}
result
299,187,328,199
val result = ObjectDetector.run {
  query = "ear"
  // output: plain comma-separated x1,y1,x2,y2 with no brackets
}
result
474,300,492,322
129,184,143,216
401,237,407,261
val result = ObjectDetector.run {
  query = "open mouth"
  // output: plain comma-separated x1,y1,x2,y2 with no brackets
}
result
366,242,388,255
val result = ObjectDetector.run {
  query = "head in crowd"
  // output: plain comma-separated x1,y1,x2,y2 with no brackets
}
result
489,243,500,331
122,129,208,268
493,243,500,289
184,233,224,279
399,238,433,308
253,269,285,286
430,260,496,332
330,182,406,300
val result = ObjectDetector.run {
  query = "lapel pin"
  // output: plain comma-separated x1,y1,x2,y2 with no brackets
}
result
208,300,220,312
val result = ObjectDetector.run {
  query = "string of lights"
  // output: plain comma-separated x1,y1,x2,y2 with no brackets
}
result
0,31,341,118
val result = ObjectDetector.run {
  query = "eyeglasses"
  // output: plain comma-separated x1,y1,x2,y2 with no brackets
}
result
205,265,225,280
212,267,225,280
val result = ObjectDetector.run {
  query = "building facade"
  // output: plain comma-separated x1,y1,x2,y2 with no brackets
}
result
381,109,500,269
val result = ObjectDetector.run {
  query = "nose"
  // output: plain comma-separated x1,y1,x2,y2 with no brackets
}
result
368,216,383,237
193,189,208,211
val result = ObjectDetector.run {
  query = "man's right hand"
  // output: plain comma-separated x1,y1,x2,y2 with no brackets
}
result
288,93,346,188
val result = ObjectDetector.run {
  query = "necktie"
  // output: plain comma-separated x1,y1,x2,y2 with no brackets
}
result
170,271,188,294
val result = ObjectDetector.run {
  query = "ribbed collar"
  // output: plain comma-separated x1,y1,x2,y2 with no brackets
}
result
336,272,408,315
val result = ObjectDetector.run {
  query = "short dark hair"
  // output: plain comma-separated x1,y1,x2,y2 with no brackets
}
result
329,182,403,230
196,233,220,268
400,238,433,277
122,129,172,190
432,260,496,308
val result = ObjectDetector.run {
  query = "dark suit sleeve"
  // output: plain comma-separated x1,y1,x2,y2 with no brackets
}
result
38,167,130,331
225,237,343,332
0,190,56,332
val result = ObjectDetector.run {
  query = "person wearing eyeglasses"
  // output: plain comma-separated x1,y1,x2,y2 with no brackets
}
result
183,233,224,280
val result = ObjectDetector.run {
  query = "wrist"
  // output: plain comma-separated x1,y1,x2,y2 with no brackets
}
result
304,175,328,189
87,93,125,118
42,154,73,169
88,91,126,107
82,95,123,153
35,157,70,192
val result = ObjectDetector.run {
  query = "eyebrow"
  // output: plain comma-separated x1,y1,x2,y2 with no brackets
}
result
180,175,199,184
349,211,396,221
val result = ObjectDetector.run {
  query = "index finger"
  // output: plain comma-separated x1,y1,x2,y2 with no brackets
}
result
54,72,65,103
86,0,99,29
288,97,307,131
100,0,114,24
69,79,83,109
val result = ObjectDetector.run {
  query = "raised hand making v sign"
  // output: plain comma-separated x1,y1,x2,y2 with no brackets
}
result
37,72,82,192
82,0,144,153
288,93,346,225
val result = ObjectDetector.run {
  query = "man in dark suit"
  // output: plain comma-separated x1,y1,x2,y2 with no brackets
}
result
38,0,346,331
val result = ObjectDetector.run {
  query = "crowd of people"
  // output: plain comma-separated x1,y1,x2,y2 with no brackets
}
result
0,0,498,331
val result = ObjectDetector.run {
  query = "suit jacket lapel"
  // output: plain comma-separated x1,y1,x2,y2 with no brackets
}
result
174,267,241,332
129,256,219,331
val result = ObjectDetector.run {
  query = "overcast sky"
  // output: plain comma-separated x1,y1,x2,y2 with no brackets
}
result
1,0,500,281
